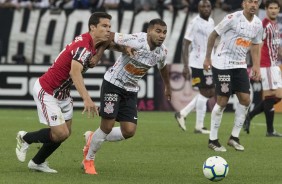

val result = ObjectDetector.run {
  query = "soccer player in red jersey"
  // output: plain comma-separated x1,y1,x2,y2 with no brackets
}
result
244,0,282,137
15,12,116,173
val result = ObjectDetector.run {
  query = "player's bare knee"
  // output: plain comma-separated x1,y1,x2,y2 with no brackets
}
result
122,130,135,139
51,130,70,142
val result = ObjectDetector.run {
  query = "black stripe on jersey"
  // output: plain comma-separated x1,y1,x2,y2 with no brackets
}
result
53,78,72,99
73,47,86,62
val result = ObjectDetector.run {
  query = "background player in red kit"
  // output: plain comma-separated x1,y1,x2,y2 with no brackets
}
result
15,12,114,173
244,0,282,136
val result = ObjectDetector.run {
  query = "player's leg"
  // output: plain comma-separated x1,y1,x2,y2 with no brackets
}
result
175,67,199,131
244,100,264,134
16,80,71,171
194,68,215,134
228,68,251,151
28,95,72,173
83,80,120,174
263,66,282,137
244,67,268,134
208,67,230,152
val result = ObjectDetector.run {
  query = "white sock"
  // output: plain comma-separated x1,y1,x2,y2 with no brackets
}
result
231,103,249,138
86,127,107,160
195,94,208,130
105,127,125,142
180,94,198,117
209,103,225,140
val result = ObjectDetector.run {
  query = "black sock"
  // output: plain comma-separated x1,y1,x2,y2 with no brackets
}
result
249,101,264,120
23,128,52,144
264,98,275,133
32,142,61,164
230,135,239,142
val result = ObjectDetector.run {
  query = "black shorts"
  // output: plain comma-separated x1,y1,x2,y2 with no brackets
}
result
191,67,214,89
99,80,138,124
212,67,250,97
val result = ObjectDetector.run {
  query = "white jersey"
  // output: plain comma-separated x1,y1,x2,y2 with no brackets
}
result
184,15,214,69
104,32,167,92
213,11,263,69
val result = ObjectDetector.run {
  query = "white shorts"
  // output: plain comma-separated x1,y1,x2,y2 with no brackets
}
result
33,79,73,126
261,66,282,90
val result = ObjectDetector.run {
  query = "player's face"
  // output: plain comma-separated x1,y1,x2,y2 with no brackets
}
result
199,1,212,20
243,0,260,15
91,18,111,43
147,24,167,48
266,3,280,21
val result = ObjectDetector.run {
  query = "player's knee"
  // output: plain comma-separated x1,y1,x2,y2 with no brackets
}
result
122,129,136,139
51,129,70,142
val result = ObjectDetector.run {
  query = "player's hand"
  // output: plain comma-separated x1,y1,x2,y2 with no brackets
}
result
251,66,261,82
124,46,136,57
203,58,211,71
82,98,99,118
182,65,190,80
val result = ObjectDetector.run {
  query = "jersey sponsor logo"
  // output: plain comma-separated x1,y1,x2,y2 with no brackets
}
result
124,63,147,76
192,77,201,85
228,60,246,65
104,102,114,114
235,38,251,48
104,93,118,102
218,74,230,82
221,83,229,93
138,38,145,43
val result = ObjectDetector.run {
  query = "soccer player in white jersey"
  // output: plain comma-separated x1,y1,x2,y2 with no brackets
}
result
175,0,214,134
203,0,263,152
244,0,282,137
82,19,172,174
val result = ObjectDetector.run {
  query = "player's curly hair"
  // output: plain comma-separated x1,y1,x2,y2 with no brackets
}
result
148,18,167,29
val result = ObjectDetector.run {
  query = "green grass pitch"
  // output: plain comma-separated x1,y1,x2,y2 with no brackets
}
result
0,109,282,184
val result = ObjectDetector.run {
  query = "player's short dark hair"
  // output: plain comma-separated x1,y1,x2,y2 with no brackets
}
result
265,0,280,8
88,12,112,30
148,18,167,29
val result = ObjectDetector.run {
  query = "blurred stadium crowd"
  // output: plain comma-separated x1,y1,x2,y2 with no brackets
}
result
0,0,273,13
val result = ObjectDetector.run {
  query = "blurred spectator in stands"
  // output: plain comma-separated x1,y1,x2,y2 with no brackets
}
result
103,0,119,9
220,0,243,12
33,0,49,8
50,0,72,9
0,0,19,8
162,0,189,13
188,0,218,12
120,0,133,9
134,0,160,13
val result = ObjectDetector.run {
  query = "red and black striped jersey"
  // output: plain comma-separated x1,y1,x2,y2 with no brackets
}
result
260,18,280,67
39,32,96,99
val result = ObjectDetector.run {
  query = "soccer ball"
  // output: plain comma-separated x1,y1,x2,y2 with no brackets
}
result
203,156,229,181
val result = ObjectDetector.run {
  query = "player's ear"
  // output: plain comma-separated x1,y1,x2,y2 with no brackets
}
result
90,25,96,31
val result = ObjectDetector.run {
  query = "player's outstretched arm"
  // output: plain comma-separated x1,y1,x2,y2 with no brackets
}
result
70,61,98,118
160,64,171,101
204,30,218,71
250,43,261,81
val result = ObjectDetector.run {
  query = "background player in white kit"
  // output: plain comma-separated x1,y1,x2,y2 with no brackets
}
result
174,0,215,134
203,0,263,152
244,0,282,136
82,18,172,174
